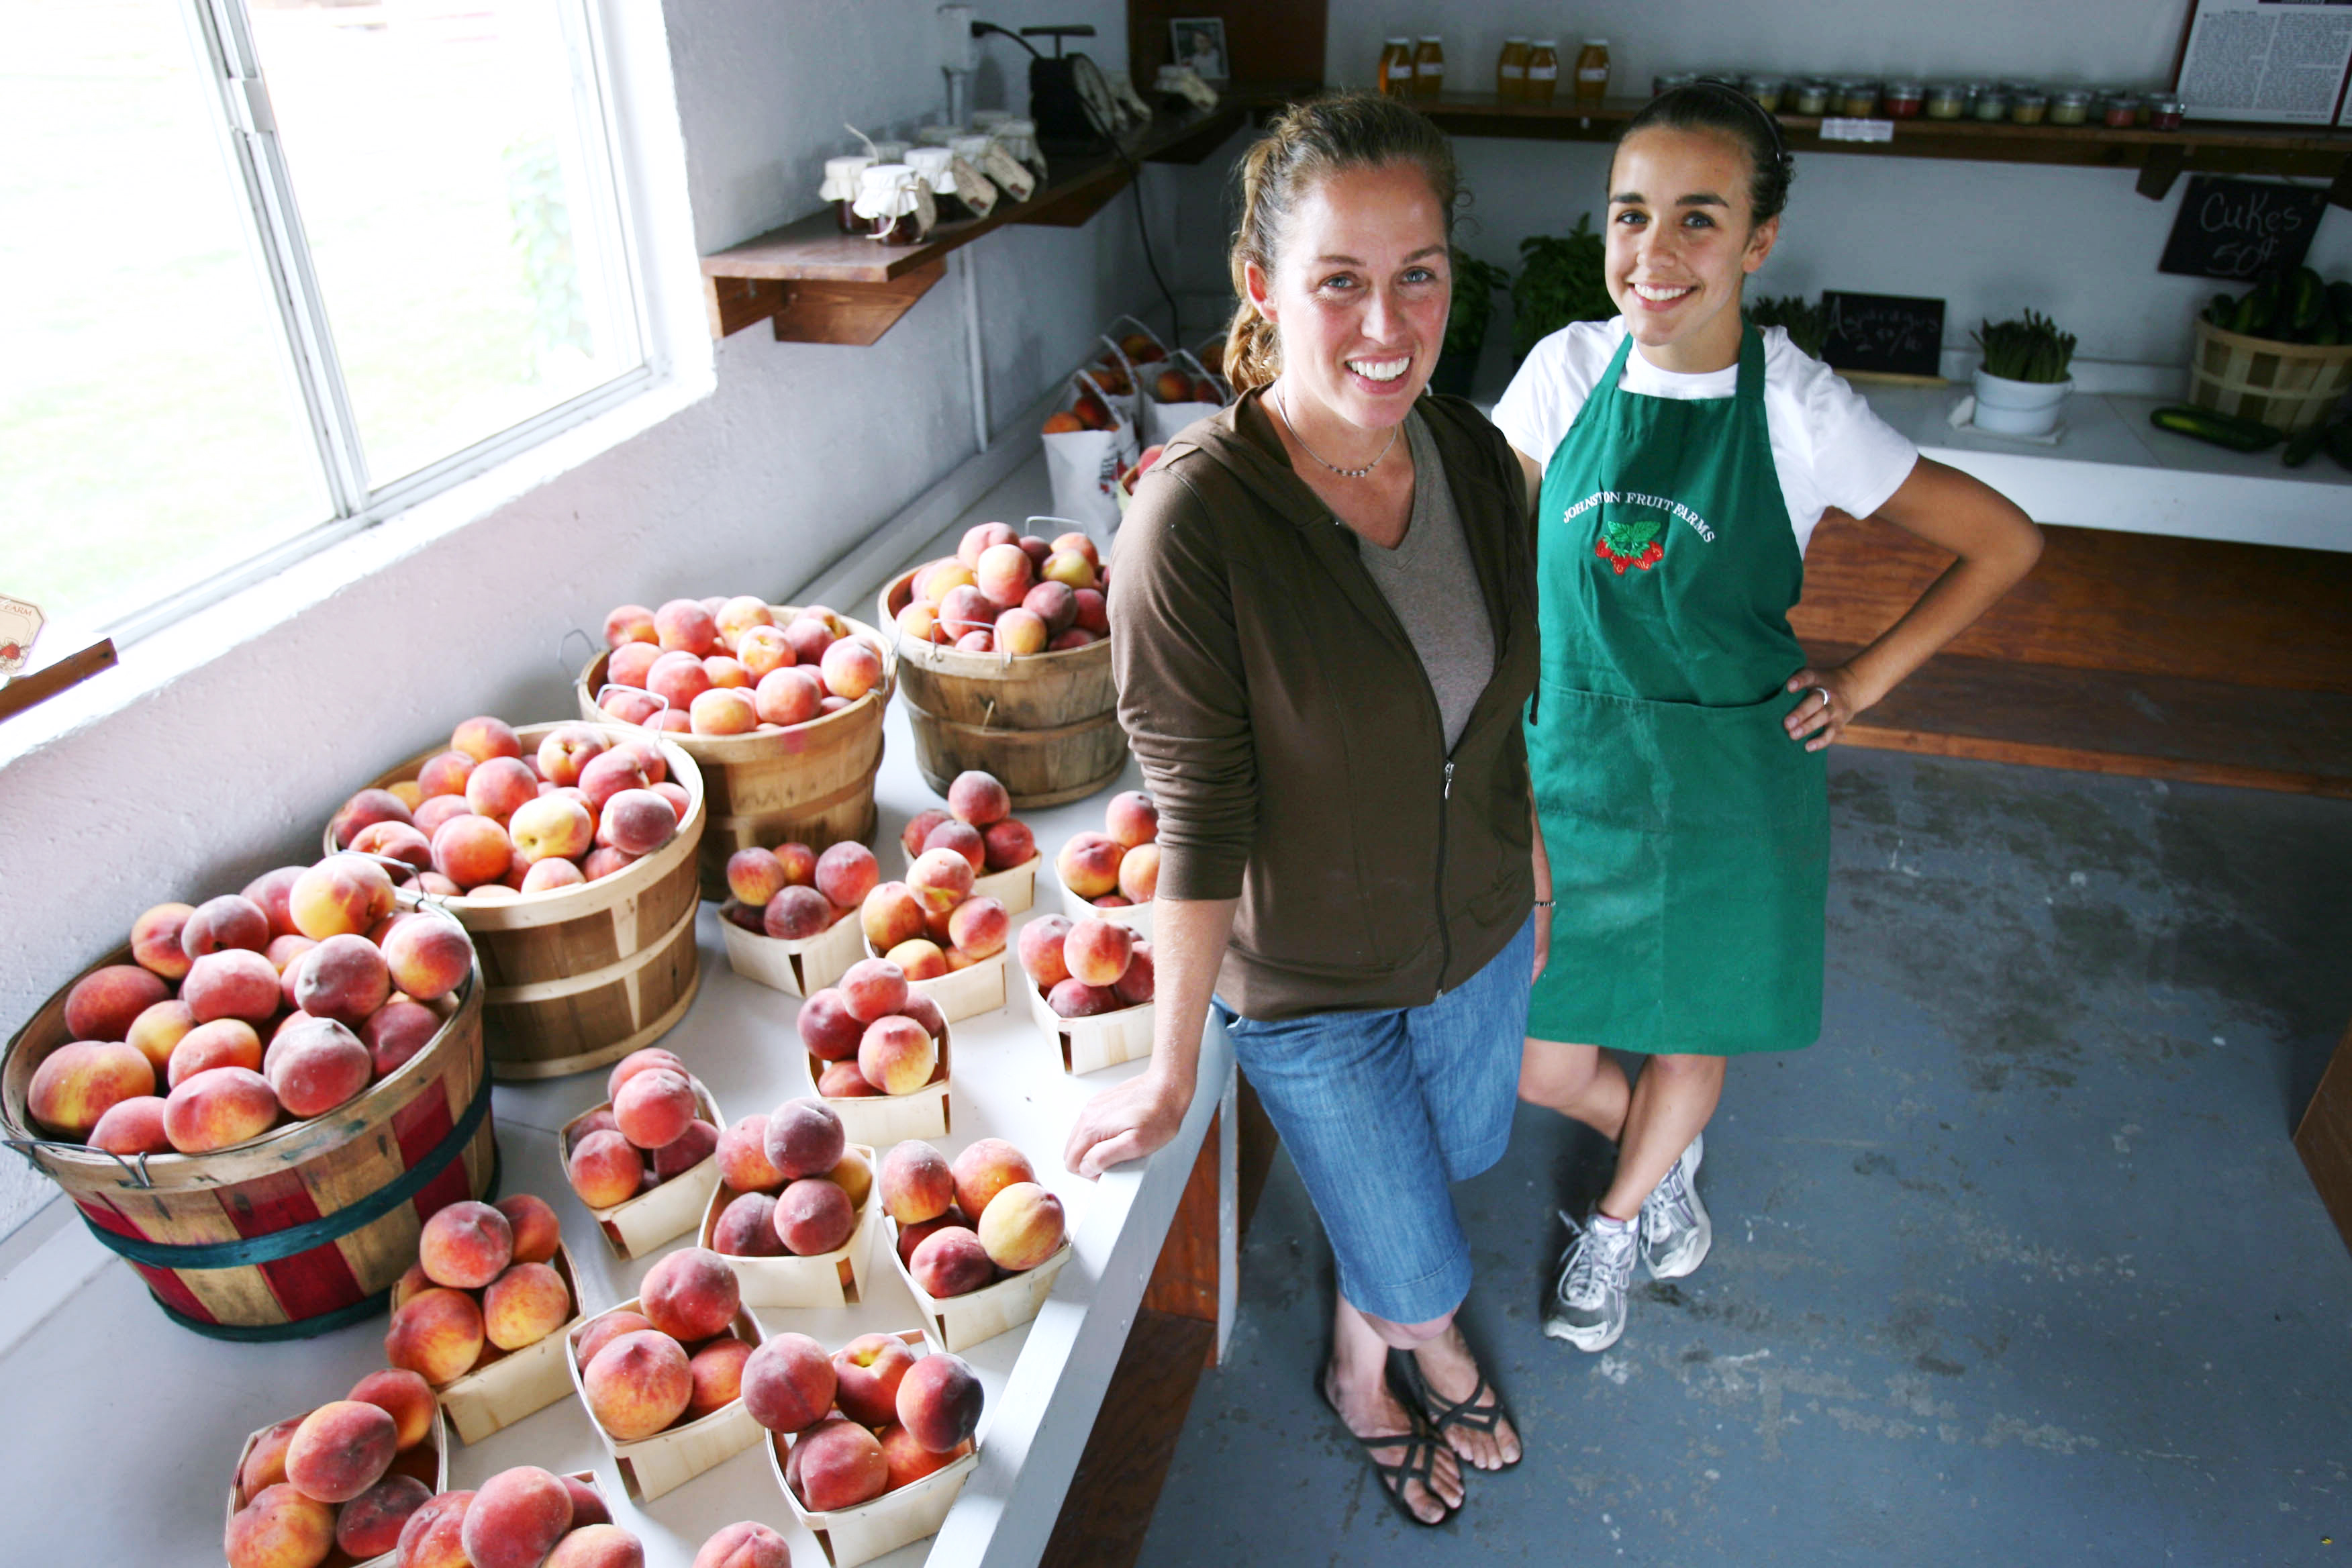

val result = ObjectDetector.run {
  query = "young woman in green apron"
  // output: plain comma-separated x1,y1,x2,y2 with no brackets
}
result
1491,83,2045,1352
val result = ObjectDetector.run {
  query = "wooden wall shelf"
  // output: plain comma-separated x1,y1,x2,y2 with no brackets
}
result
1420,94,2352,205
701,103,1248,346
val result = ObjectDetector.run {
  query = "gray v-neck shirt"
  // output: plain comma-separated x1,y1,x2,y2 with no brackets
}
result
1353,410,1496,752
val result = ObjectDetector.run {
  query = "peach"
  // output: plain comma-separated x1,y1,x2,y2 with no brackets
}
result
605,1046,686,1099
787,1416,889,1512
464,756,538,823
614,1067,696,1150
577,748,653,811
183,950,275,1027
240,1414,305,1502
465,885,520,902
771,841,817,886
861,881,926,951
26,1039,152,1138
265,934,320,977
837,955,908,1023
644,648,712,715
388,781,425,810
879,1140,955,1225
735,623,795,681
797,989,865,1061
287,855,395,942
908,1226,994,1297
977,1181,1065,1271
448,716,520,765
906,847,975,914
885,938,947,981
598,789,677,856
573,1310,654,1371
1050,530,1099,565
1018,533,1052,569
936,587,993,640
336,1473,433,1557
1073,587,1109,634
154,1065,275,1156
764,1097,846,1180
1022,579,1078,635
975,541,1034,605
394,1489,474,1568
225,1483,335,1568
568,1129,645,1209
981,819,1035,873
330,788,418,852
1018,915,1074,988
573,1106,621,1141
130,902,197,981
949,1138,1036,1224
742,1332,838,1436
181,897,271,963
522,858,586,894
1103,789,1159,848
537,725,608,788
832,1333,916,1428
921,901,955,946
545,1523,644,1568
387,1262,432,1314
994,606,1048,654
462,1466,576,1568
362,1001,440,1077
640,1246,740,1342
238,867,307,940
857,1016,935,1095
918,820,983,877
703,656,753,693
655,598,720,654
583,1330,693,1440
954,522,1016,568
1048,979,1120,1018
652,780,693,821
1048,627,1095,651
600,686,662,726
125,997,197,1075
691,686,758,736
508,795,594,865
946,770,1010,827
827,1145,873,1209
754,665,824,726
484,1261,571,1351
946,897,1008,959
89,1094,170,1156
380,915,472,1003
419,1199,513,1289
352,819,435,873
717,1116,785,1193
413,794,475,839
285,1399,397,1504
896,601,940,643
167,1018,262,1086
726,848,789,908
605,603,657,647
775,1177,855,1256
268,1020,372,1118
1041,548,1098,591
712,1191,783,1257
900,991,946,1042
1114,940,1155,1006
581,846,636,881
348,1367,437,1451
897,1350,984,1453
763,885,834,940
607,642,664,691
652,1118,720,1181
614,739,668,785
880,1422,963,1489
894,1209,969,1267
291,934,391,1026
1055,833,1122,900
417,750,478,801
692,1521,793,1568
1116,841,1160,903
1065,918,1133,987
561,1476,609,1527
818,1060,879,1097
819,636,882,701
900,810,952,860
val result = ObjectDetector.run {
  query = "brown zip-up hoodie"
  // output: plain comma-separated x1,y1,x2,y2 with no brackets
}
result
1109,387,1539,1022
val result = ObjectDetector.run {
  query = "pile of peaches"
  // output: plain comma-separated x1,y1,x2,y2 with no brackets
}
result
565,1047,720,1211
797,959,949,1101
748,1328,983,1514
1018,916,1154,1019
595,597,884,738
903,768,1038,879
707,1097,873,1261
28,854,473,1157
1056,789,1159,908
393,1467,635,1568
225,1365,444,1567
574,1246,757,1442
880,1136,1067,1297
720,838,874,943
894,522,1108,656
383,1194,573,1387
331,715,686,896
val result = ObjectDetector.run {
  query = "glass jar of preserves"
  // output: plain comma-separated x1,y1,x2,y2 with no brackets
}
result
1497,38,1530,102
2009,91,2049,126
1792,79,1832,115
1745,75,1786,112
2102,93,2142,128
2048,88,2094,127
1924,82,1968,119
996,117,1047,183
915,123,961,147
1573,40,1611,105
854,164,933,246
2149,95,2184,132
1882,79,1924,118
906,146,979,224
1971,89,2009,122
1378,38,1412,97
944,136,1005,216
820,154,875,234
1837,79,1879,117
1655,70,1698,97
1527,40,1561,106
871,139,910,164
1414,36,1445,99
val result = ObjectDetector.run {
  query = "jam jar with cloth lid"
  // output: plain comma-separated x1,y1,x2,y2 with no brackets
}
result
995,117,1047,183
820,154,875,234
963,132,1035,202
906,146,988,222
853,163,934,246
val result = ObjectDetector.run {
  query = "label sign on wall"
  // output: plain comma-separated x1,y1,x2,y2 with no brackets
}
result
2158,175,2329,281
1819,291,1946,378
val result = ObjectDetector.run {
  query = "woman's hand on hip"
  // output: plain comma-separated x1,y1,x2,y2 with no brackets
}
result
1064,1070,1193,1179
1782,663,1876,752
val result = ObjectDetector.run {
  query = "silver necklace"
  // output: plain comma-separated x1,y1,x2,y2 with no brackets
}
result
1274,382,1396,479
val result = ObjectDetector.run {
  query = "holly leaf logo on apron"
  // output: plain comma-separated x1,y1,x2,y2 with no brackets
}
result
1595,508,1665,575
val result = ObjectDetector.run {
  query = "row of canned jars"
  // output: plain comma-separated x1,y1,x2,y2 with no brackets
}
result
1664,72,2185,130
817,113,1052,244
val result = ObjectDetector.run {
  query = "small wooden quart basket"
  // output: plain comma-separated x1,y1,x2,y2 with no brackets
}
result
1057,880,1153,939
903,847,1040,917
434,1243,588,1445
883,1216,1073,1353
560,1077,728,1261
1020,969,1155,1077
811,1023,952,1144
697,1145,877,1308
720,904,865,998
861,934,1006,1024
565,1297,766,1504
226,1404,450,1568
766,1329,981,1568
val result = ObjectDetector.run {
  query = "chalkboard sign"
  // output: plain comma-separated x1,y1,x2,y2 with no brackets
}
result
1820,291,1946,378
2158,176,2329,281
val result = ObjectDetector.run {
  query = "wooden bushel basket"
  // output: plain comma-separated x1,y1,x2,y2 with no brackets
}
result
333,722,705,1082
767,1330,979,1568
228,1404,450,1568
2187,316,2352,434
0,919,494,1339
577,607,897,901
879,565,1128,809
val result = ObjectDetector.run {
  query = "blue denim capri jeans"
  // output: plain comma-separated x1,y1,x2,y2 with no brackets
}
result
1218,916,1534,1326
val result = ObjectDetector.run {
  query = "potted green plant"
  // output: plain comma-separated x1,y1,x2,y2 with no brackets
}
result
1971,310,2076,436
1430,248,1509,397
1512,216,1617,362
1745,294,1828,359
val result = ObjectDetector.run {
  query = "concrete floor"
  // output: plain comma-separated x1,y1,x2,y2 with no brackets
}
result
1136,750,2352,1567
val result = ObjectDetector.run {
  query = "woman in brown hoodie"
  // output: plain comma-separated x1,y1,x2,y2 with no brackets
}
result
1061,94,1542,1526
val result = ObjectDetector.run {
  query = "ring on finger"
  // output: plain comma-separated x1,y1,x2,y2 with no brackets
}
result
1814,685,1834,717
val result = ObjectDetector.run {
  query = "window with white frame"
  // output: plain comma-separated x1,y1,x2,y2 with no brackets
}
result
3,0,647,644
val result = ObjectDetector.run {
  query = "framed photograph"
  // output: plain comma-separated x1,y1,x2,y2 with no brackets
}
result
1169,17,1229,83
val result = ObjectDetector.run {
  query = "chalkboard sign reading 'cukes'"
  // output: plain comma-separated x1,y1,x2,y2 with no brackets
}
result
1820,291,1946,379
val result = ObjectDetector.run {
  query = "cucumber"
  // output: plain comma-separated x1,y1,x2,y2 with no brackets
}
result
2233,280,2279,338
2289,266,2325,333
2205,291,2238,327
2282,421,2329,468
2149,405,2286,452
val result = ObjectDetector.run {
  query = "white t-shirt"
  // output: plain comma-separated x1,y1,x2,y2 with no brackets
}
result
1491,318,1920,555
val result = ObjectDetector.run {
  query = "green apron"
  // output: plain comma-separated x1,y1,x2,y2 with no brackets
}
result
1524,327,1828,1055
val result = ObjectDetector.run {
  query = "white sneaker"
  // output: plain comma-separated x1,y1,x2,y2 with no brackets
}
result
1544,1212,1638,1352
1638,1132,1712,1281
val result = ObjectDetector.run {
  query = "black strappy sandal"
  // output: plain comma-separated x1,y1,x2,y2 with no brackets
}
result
1319,1371,1458,1527
1390,1346,1522,1471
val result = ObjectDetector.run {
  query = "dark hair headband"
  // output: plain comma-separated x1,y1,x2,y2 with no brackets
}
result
1687,77,1792,164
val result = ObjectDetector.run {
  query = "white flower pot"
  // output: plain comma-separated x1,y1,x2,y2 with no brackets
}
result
1971,368,2071,436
